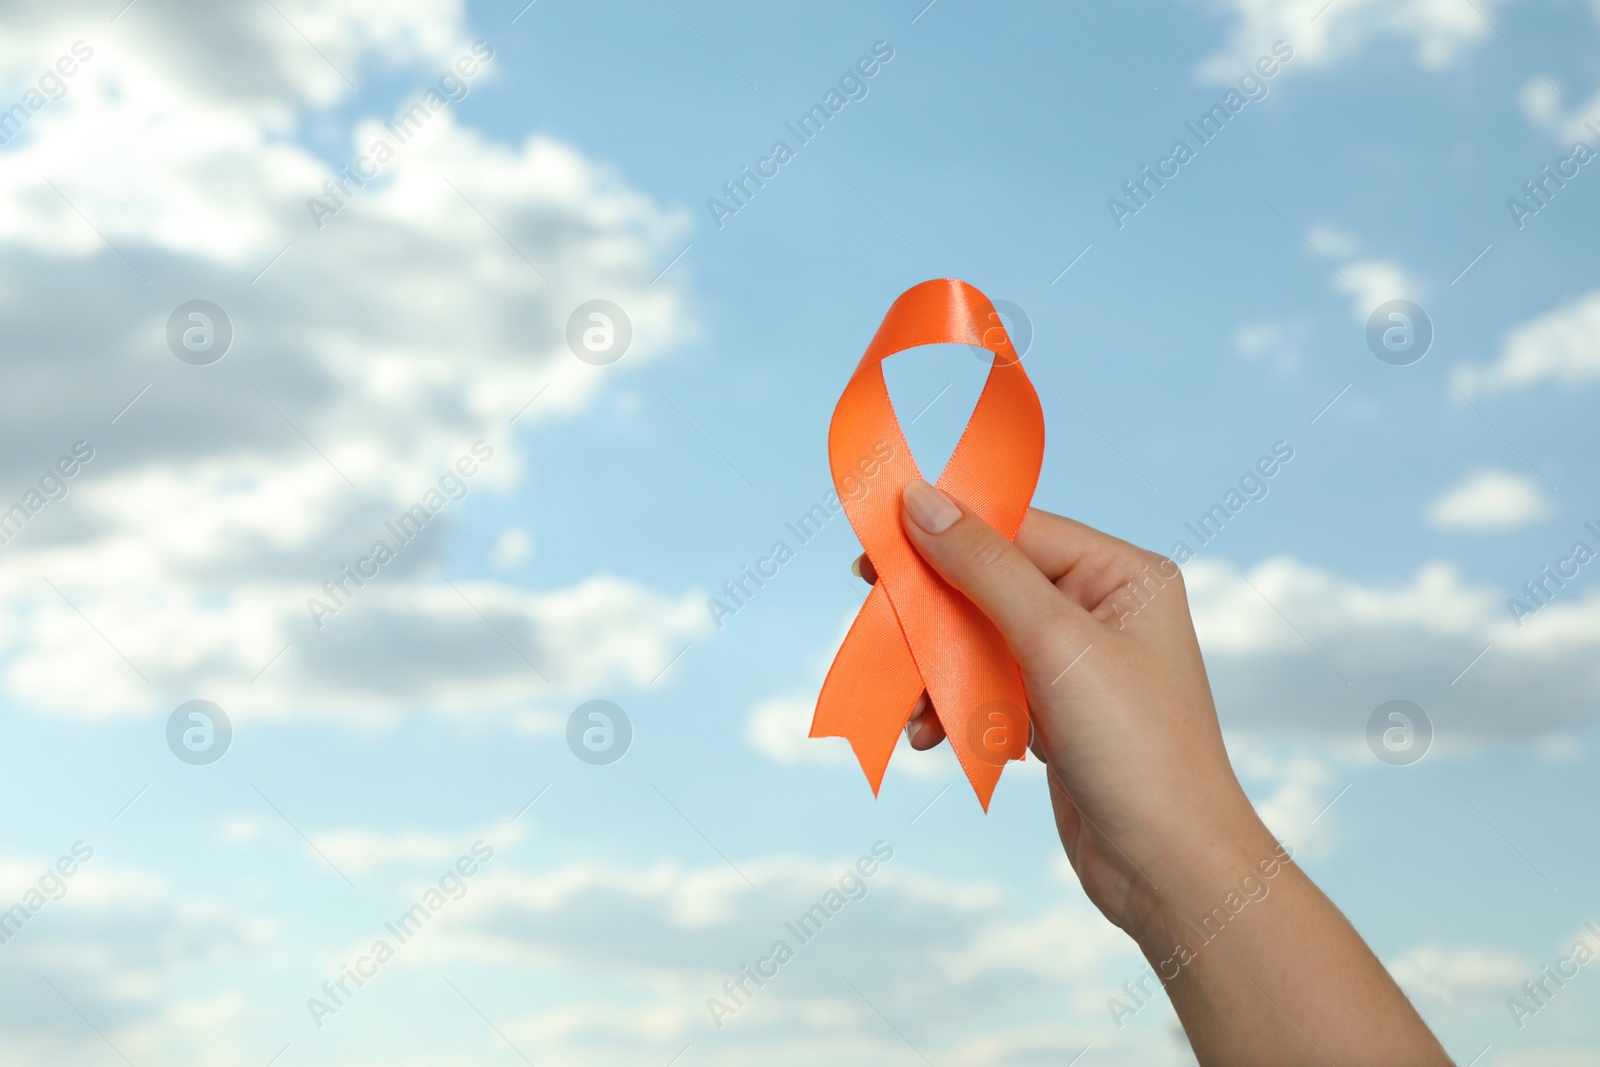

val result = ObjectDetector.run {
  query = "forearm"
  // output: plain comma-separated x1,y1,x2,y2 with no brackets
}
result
1130,807,1450,1067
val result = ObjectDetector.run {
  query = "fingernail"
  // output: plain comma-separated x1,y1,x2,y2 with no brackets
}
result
850,556,862,578
903,479,960,535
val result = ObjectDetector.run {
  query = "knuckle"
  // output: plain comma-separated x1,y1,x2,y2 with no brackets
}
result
1140,547,1176,574
1098,552,1187,627
1153,555,1186,593
961,528,1011,575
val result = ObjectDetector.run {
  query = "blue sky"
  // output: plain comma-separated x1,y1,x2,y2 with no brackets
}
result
1,0,1599,1064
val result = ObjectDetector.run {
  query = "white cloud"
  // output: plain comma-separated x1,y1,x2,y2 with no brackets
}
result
1186,555,1600,738
491,526,533,569
407,853,1159,1066
0,0,466,111
1427,469,1555,530
0,852,267,1061
1233,748,1343,858
1232,222,1394,371
1388,943,1528,1008
0,2,702,725
1306,224,1360,259
1517,72,1600,147
1196,0,1514,83
1454,291,1600,395
1233,317,1311,374
757,548,1600,777
747,693,846,767
1335,257,1423,322
1296,223,1423,322
309,822,523,878
5,569,708,721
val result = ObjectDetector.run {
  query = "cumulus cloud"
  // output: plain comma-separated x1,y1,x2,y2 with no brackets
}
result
1230,746,1345,858
1186,555,1600,739
747,693,844,767
1517,66,1600,148
1195,0,1514,83
1454,291,1600,395
1388,943,1529,1010
405,853,1158,1066
1335,257,1423,323
491,526,533,569
752,547,1600,786
1427,469,1556,531
0,853,265,1063
1290,224,1424,324
0,0,466,112
0,1,702,725
309,822,524,879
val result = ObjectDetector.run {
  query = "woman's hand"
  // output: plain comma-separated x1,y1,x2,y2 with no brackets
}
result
867,480,1264,936
856,480,1450,1067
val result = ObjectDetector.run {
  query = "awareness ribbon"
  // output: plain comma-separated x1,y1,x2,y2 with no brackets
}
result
810,279,1044,810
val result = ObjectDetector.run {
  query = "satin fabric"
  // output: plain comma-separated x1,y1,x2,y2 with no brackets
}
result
810,279,1044,810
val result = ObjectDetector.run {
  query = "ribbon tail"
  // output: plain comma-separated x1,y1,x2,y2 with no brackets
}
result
944,711,1010,813
917,626,1030,814
811,583,923,795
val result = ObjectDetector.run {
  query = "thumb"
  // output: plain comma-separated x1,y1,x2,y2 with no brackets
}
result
900,479,1093,663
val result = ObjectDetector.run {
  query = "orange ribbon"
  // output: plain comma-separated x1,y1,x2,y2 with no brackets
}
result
811,279,1044,810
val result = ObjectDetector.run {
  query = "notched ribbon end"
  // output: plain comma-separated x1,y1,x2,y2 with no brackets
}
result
806,721,895,797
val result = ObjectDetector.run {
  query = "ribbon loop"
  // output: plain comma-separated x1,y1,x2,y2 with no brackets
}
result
810,279,1044,810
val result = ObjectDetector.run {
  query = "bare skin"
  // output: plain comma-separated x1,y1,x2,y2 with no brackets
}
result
857,480,1451,1067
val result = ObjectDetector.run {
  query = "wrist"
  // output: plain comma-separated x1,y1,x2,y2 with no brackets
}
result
1123,796,1286,956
